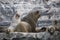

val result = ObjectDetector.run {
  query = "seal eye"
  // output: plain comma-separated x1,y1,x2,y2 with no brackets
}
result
36,11,39,13
35,11,39,15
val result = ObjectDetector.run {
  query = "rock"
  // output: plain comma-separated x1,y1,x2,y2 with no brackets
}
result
0,31,59,40
0,22,10,26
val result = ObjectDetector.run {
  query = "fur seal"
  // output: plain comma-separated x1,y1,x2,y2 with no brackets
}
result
14,10,40,32
7,13,21,32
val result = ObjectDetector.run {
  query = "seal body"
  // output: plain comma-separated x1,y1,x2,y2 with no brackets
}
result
14,21,32,32
14,10,40,32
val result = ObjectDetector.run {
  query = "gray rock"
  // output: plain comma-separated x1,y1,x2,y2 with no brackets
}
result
0,31,60,40
0,0,60,40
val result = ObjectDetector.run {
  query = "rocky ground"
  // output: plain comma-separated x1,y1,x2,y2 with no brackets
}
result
0,31,60,40
0,0,60,40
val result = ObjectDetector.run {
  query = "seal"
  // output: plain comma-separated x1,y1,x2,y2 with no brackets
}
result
14,10,40,32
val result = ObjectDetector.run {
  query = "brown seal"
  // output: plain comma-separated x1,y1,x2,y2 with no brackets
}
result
14,10,40,32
